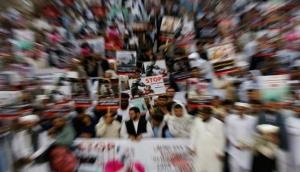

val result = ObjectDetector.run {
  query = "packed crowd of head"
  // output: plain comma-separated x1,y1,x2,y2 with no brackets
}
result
1,0,300,172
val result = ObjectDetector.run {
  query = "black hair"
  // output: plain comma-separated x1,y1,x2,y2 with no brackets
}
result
250,100,263,105
174,104,183,109
167,101,176,112
129,107,140,114
152,115,164,122
200,107,213,114
75,107,85,114
158,95,168,99
121,93,130,99
222,99,234,106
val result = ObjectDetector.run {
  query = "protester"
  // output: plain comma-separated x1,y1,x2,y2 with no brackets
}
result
120,107,153,141
151,114,172,138
286,103,300,172
190,107,225,172
168,103,193,138
225,102,256,172
48,117,75,147
95,109,121,138
12,115,51,172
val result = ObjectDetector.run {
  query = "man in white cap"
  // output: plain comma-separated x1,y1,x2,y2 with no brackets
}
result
12,115,52,172
225,102,256,172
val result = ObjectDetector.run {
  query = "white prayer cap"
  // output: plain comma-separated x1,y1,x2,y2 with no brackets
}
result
257,124,279,133
18,115,40,123
234,102,251,108
188,52,200,60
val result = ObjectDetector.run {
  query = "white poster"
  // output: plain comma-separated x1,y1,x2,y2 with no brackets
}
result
74,139,194,172
258,75,290,101
129,75,166,98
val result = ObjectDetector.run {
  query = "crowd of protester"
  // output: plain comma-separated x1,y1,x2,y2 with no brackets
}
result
0,0,300,172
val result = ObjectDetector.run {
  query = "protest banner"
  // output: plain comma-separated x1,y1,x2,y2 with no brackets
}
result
96,78,120,99
258,75,290,102
129,75,166,98
116,51,137,73
74,139,194,172
143,60,168,77
207,43,236,74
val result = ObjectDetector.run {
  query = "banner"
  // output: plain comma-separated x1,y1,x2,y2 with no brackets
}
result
116,51,137,73
258,75,290,101
74,139,194,172
129,75,166,98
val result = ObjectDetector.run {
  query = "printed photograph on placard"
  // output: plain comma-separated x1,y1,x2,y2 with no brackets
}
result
160,16,181,33
78,37,105,55
143,60,168,77
97,78,120,99
129,75,166,98
207,43,236,73
187,78,213,103
167,56,191,80
207,43,235,63
120,75,130,93
70,78,90,99
116,51,137,73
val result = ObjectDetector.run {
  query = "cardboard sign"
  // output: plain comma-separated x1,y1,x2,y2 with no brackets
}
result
143,60,168,77
116,51,137,73
129,75,166,98
78,37,105,55
96,78,120,99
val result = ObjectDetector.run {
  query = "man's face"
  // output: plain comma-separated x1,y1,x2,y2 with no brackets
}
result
235,106,246,114
53,118,65,129
157,97,168,106
105,113,115,124
174,107,183,117
201,113,211,121
167,88,175,99
129,110,139,120
120,99,129,109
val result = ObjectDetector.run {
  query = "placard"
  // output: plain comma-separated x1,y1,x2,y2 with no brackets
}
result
187,78,213,103
143,60,168,77
129,75,166,98
74,139,194,172
207,43,236,73
116,51,137,73
258,75,290,102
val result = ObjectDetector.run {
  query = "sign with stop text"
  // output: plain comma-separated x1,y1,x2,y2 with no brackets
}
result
129,75,166,98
